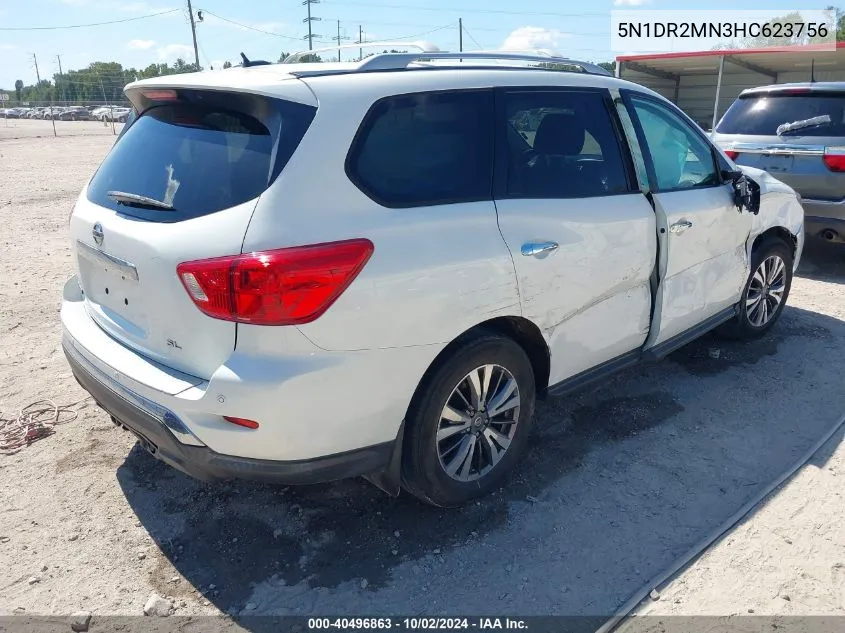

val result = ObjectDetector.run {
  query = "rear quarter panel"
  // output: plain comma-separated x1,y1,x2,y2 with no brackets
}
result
241,74,522,353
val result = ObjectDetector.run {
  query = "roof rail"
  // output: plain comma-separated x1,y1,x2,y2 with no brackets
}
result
281,40,441,63
356,50,612,75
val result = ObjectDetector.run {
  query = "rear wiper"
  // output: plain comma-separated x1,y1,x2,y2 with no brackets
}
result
107,190,174,211
776,114,831,136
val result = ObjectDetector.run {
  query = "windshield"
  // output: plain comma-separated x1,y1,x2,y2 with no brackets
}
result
716,92,845,136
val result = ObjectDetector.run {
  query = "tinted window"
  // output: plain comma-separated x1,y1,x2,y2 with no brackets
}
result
347,90,494,207
87,94,315,222
716,92,845,136
629,95,719,192
503,90,630,198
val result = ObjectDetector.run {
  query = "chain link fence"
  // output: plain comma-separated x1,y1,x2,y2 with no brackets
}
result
0,100,132,139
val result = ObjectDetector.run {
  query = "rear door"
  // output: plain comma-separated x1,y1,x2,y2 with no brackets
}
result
69,87,316,379
493,87,657,386
620,90,752,350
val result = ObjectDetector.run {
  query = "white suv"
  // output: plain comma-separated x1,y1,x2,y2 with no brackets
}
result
62,47,804,507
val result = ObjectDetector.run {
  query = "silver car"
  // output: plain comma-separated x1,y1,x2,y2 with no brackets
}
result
712,82,845,244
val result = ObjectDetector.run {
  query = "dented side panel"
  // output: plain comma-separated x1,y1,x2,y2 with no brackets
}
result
495,193,656,386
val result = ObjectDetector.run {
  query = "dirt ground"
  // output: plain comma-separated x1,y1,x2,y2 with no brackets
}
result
1,132,844,627
0,118,123,140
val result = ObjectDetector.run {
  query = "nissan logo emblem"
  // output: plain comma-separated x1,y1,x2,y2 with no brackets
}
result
92,222,104,246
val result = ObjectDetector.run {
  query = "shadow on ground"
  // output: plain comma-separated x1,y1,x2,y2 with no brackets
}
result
796,237,845,284
116,300,845,623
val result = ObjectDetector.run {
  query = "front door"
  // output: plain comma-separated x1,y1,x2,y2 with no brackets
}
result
620,90,753,349
493,87,657,386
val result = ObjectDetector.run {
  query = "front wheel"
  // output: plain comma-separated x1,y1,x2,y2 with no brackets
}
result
717,237,793,340
401,334,536,507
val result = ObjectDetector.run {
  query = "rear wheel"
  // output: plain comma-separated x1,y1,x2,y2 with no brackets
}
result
716,237,793,340
402,334,536,507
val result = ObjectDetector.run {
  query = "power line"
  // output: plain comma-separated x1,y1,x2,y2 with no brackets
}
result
0,9,181,31
461,24,484,50
197,9,303,40
386,23,455,40
320,2,607,18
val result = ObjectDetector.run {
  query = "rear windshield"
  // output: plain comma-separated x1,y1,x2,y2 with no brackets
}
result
716,92,845,136
87,92,315,222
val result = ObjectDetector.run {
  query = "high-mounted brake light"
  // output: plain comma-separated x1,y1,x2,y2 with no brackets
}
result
724,150,739,161
823,146,845,172
141,89,178,101
176,239,375,326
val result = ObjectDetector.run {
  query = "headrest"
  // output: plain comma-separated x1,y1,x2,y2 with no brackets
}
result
532,112,586,155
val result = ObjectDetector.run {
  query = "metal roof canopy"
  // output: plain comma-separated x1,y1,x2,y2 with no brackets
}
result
616,43,845,130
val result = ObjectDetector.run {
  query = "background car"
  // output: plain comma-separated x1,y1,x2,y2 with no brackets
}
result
712,82,845,245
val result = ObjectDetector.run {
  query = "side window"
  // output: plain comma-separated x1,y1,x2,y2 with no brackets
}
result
627,95,719,192
347,90,493,207
503,90,630,198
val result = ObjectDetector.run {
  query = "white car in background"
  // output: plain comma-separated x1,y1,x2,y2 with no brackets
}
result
61,47,804,507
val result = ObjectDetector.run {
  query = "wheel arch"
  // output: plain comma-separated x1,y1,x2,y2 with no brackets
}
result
366,316,550,498
749,225,798,260
407,317,550,418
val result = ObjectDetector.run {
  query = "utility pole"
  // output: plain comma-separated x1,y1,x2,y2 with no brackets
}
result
358,25,363,61
459,18,463,52
186,0,200,69
302,0,321,51
332,20,350,62
56,55,64,104
32,54,42,84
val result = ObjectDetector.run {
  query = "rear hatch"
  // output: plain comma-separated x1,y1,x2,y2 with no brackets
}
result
713,87,845,200
69,84,316,379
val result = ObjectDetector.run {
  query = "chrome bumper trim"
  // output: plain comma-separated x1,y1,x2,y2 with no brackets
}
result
63,333,205,447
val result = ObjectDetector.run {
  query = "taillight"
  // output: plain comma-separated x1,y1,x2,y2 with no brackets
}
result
823,146,845,172
176,239,374,325
724,150,739,161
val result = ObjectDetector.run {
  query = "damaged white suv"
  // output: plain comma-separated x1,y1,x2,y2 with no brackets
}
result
62,47,804,507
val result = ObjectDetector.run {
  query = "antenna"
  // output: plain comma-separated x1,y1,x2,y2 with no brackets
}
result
239,52,271,67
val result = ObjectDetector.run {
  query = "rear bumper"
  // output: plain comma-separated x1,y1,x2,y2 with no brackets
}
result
64,336,394,484
804,215,845,239
801,197,845,237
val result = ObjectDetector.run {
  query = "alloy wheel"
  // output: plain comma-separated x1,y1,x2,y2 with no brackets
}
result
746,254,786,327
436,364,521,482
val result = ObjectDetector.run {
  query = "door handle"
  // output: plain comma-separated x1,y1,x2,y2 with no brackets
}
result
521,241,559,257
669,220,693,234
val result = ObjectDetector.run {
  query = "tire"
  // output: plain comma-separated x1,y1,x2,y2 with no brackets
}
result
716,236,793,340
401,333,537,507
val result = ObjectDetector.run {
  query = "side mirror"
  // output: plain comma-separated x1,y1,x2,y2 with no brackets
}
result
723,169,760,215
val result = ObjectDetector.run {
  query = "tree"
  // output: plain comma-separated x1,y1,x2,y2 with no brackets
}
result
598,61,616,74
827,5,845,40
222,61,232,69
14,79,23,102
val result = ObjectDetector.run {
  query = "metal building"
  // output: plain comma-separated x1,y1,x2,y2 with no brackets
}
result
616,43,845,130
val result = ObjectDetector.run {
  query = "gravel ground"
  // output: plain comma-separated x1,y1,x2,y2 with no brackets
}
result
1,133,844,627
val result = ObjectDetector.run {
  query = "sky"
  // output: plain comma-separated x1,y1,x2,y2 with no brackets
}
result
0,0,834,89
